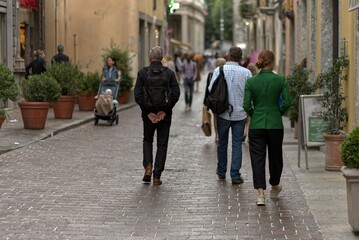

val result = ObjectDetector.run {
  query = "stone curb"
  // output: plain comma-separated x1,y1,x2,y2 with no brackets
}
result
0,103,137,155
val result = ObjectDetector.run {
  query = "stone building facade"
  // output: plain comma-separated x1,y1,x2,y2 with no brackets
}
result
290,0,357,132
167,0,206,54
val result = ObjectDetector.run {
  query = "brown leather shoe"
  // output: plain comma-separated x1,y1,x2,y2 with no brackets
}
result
153,178,162,185
142,164,152,182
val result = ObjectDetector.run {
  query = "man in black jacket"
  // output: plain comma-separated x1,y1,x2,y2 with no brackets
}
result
134,46,180,185
51,44,69,64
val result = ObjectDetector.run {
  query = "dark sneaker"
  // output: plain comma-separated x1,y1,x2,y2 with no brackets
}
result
216,171,226,180
232,177,244,185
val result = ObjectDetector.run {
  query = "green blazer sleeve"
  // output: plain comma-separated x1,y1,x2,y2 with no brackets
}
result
280,77,291,116
243,79,253,117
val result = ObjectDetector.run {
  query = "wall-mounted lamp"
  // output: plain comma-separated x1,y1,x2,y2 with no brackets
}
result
340,37,348,57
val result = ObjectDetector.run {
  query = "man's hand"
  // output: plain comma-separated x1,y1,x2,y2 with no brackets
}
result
147,113,158,124
156,111,166,122
148,112,166,124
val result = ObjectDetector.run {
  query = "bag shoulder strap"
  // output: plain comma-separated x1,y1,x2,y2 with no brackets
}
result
219,66,224,77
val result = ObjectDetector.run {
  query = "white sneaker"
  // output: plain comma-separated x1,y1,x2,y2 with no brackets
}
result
256,195,265,206
270,185,282,199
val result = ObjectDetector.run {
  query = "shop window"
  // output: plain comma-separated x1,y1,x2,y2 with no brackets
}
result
20,23,26,59
350,0,359,11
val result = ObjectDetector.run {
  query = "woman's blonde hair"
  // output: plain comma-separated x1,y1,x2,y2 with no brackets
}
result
255,50,275,69
247,63,258,76
215,58,226,67
36,49,45,57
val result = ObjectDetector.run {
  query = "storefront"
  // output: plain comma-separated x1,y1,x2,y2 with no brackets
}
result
19,0,43,65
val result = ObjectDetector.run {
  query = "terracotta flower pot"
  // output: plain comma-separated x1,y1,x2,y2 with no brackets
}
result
18,102,50,130
324,133,346,171
0,115,5,129
78,92,97,111
53,95,76,119
118,91,129,104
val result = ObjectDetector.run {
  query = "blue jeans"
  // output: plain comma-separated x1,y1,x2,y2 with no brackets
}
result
216,116,245,180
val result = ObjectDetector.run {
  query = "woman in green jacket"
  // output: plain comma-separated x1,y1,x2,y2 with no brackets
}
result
243,50,291,206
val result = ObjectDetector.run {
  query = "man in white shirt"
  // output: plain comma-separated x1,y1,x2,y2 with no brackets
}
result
208,46,252,184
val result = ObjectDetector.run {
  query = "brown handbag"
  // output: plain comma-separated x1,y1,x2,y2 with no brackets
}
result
201,106,212,137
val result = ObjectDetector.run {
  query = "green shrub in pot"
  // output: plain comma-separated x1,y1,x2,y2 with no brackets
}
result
341,126,359,168
78,72,101,94
22,75,61,102
46,62,82,96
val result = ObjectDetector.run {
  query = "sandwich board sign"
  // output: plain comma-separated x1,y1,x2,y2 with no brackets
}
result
298,94,329,169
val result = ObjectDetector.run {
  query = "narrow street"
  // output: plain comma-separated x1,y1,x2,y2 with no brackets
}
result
0,77,324,239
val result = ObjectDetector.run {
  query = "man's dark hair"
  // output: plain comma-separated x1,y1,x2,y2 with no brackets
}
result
228,46,242,62
57,44,64,53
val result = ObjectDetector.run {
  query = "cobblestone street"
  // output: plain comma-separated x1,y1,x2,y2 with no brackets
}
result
1,80,323,239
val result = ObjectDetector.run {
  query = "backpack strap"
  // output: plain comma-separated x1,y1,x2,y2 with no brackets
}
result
219,66,224,76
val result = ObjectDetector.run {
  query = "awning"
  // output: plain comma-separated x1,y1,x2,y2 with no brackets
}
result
170,38,192,51
20,0,39,9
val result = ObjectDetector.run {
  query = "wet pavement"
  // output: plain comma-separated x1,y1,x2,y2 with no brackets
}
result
0,74,358,239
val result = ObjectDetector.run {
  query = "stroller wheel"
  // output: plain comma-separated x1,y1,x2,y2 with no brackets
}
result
116,114,119,125
94,117,99,126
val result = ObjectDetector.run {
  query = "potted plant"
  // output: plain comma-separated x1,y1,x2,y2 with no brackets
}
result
287,64,315,138
240,0,255,19
118,72,133,104
102,42,133,104
316,56,349,171
0,109,8,129
340,126,359,231
46,62,82,119
77,72,100,111
0,64,19,130
19,74,61,129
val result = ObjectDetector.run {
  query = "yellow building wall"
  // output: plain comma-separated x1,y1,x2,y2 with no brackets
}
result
44,0,166,75
138,0,166,20
340,0,356,132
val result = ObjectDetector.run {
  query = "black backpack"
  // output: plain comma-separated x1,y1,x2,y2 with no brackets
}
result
208,66,233,115
143,67,171,111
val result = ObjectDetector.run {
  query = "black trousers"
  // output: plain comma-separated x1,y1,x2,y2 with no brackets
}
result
248,129,284,190
143,116,171,178
184,78,194,107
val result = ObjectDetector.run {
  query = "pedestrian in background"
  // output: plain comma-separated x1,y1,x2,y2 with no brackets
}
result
182,53,197,111
163,55,176,74
174,52,183,83
25,49,46,77
203,57,226,144
134,46,180,185
51,44,69,64
193,53,204,92
208,46,252,184
102,56,120,82
243,50,291,206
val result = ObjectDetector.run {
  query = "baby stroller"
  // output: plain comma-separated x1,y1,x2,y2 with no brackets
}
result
94,81,119,126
